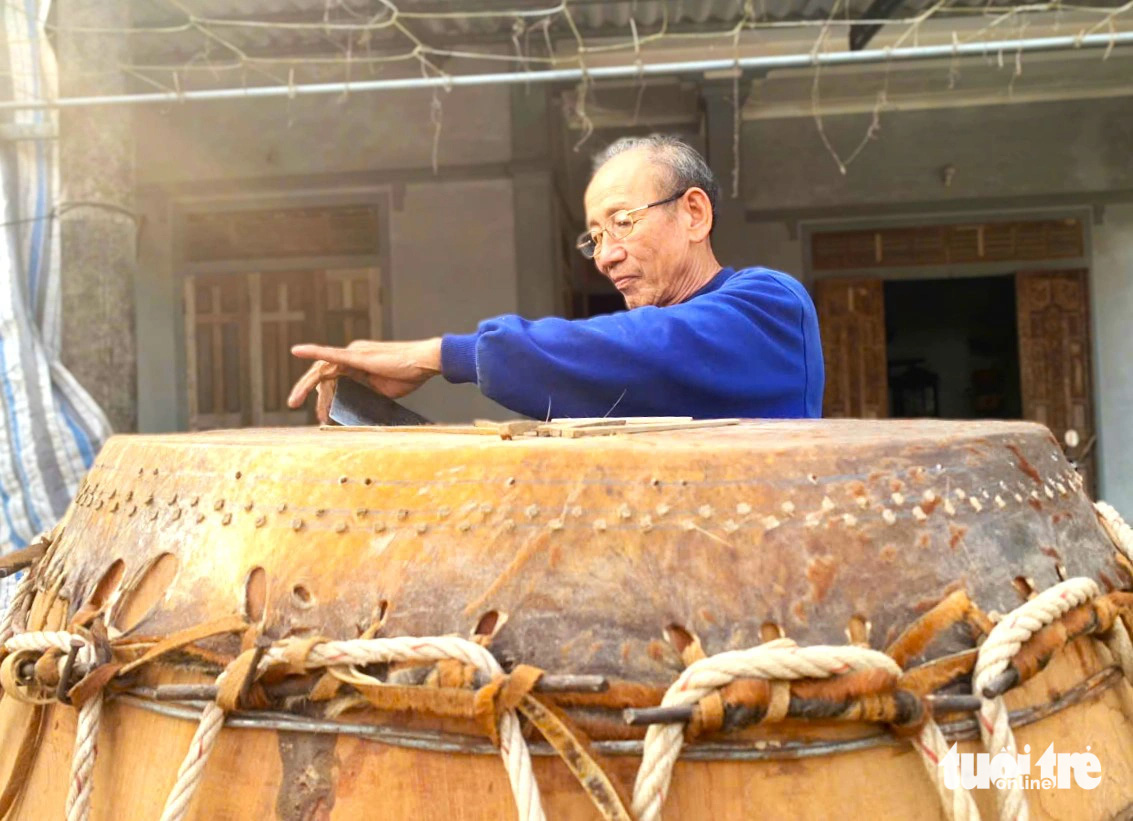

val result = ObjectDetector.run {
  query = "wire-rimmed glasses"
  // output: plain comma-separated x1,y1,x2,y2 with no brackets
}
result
575,189,687,259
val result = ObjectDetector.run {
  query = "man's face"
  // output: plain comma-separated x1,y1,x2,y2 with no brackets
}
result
583,149,688,309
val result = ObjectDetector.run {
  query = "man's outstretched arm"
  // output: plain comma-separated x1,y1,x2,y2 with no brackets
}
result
441,300,809,419
289,271,817,421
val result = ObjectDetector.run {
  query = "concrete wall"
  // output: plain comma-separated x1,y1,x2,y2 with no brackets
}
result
388,179,519,422
1091,204,1133,513
134,82,556,428
742,97,1133,213
135,84,512,185
747,221,805,283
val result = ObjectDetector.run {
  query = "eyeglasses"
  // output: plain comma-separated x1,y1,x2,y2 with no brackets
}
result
576,189,687,259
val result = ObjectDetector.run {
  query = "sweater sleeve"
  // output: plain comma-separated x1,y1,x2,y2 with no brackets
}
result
441,271,818,420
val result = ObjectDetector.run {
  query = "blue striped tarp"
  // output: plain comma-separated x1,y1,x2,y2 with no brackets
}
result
0,1,112,603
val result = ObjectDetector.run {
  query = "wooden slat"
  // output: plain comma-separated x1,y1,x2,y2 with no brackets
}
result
237,287,252,426
276,281,292,416
369,267,383,339
548,417,691,426
210,285,225,418
184,278,199,430
812,219,1085,271
324,418,733,438
550,418,739,437
197,324,213,417
312,271,328,358
248,273,264,427
264,317,278,413
542,419,628,431
946,225,981,263
321,424,500,435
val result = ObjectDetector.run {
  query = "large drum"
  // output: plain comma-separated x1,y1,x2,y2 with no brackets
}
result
0,419,1130,820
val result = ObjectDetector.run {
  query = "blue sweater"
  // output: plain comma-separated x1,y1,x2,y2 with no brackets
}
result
440,267,824,420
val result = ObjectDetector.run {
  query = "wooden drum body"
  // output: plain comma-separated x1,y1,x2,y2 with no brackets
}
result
0,419,1131,820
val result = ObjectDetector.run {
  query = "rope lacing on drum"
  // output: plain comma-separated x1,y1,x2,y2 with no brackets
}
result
1,516,1131,821
1096,500,1133,563
628,639,979,821
972,576,1133,821
160,634,548,821
0,628,109,821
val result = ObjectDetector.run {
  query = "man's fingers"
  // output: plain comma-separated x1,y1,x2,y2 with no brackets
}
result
287,359,338,408
315,379,336,424
291,344,376,374
287,361,321,408
290,343,342,361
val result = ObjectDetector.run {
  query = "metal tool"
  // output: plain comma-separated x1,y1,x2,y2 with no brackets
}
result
327,378,431,427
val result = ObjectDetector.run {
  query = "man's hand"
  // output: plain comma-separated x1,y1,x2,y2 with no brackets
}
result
288,338,443,423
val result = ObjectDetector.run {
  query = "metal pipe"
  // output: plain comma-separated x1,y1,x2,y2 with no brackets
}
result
622,691,981,726
108,665,1119,761
144,671,608,702
2,31,1131,111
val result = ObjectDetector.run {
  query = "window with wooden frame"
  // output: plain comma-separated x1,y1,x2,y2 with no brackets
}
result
811,218,1084,271
181,204,383,431
185,269,381,430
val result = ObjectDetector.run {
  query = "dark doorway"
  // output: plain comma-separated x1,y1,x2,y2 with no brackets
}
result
884,276,1022,419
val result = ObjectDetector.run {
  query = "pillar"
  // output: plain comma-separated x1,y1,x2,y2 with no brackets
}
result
56,0,138,432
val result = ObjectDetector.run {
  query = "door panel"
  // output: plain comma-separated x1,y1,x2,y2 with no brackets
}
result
184,275,249,431
1016,270,1096,495
185,268,381,430
815,278,888,418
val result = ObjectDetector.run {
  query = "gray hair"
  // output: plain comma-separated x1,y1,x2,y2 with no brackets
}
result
591,134,720,234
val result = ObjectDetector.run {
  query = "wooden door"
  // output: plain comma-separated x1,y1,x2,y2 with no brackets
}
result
1016,270,1096,494
184,274,250,431
815,278,888,418
185,268,382,430
252,271,322,427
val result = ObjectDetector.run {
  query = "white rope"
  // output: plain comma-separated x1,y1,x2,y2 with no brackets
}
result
158,699,227,821
65,694,102,821
1099,612,1133,725
0,629,102,820
972,577,1099,821
3,630,98,688
630,640,901,821
159,635,545,821
914,717,982,821
1094,500,1133,562
266,636,543,821
4,630,97,668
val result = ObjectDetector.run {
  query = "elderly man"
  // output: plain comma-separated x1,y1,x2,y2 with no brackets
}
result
288,135,823,421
